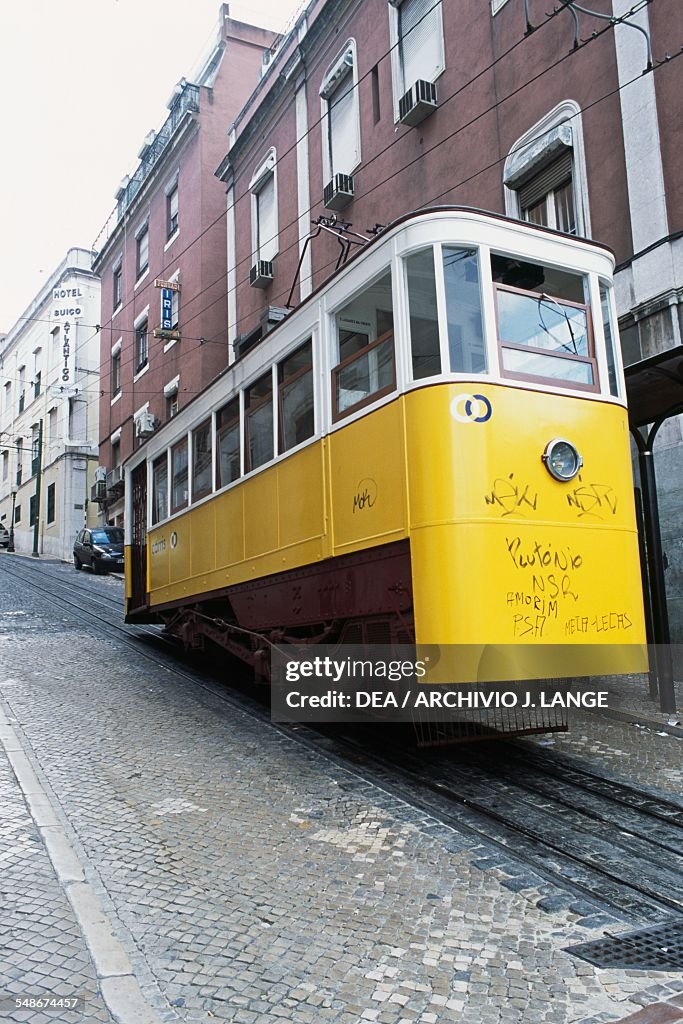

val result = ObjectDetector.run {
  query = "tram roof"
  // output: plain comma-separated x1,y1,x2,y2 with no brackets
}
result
625,344,683,429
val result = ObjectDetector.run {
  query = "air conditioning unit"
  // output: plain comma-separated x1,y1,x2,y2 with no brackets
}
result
94,466,107,483
91,480,107,503
249,260,274,289
135,412,157,438
106,465,125,493
323,173,354,211
398,80,438,127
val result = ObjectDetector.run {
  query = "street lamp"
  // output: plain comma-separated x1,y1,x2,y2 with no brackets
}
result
7,489,16,552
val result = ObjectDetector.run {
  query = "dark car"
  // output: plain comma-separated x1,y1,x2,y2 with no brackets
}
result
73,527,124,574
0,523,9,548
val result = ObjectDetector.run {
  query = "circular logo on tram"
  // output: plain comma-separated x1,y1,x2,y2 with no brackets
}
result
170,531,178,549
450,393,492,424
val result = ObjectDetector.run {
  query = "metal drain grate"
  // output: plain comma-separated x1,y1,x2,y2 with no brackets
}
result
566,920,683,971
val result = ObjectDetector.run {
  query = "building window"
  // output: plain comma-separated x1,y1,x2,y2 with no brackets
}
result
250,150,278,264
18,366,25,414
16,438,23,486
171,437,189,514
33,371,41,399
391,0,445,101
136,225,149,279
321,42,360,182
332,269,395,420
111,439,120,468
3,381,11,414
504,102,590,238
47,482,56,524
51,325,61,366
29,495,37,527
1,450,8,481
216,398,240,488
135,319,148,373
15,505,21,524
245,373,274,472
112,350,121,395
167,393,179,419
519,153,576,235
113,263,123,308
192,420,212,501
279,341,314,453
167,185,179,238
152,455,168,524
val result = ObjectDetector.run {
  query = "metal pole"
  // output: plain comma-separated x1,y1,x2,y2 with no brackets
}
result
633,486,658,700
32,419,43,558
638,446,676,713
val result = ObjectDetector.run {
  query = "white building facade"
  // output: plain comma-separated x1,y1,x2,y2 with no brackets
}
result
0,249,101,560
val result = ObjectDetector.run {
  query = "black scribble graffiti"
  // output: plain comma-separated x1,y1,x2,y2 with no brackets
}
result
485,473,538,517
566,483,618,519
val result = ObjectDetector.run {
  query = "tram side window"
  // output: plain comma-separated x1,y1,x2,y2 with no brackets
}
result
279,340,314,453
152,455,168,525
491,254,596,389
443,248,486,373
245,372,274,471
171,437,189,514
216,398,241,487
192,419,212,502
406,249,440,379
600,283,620,397
332,269,395,420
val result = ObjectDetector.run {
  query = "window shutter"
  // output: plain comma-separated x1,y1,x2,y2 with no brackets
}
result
257,176,277,261
400,0,442,91
518,151,573,211
329,71,357,176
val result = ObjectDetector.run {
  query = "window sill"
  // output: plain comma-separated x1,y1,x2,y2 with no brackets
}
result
134,269,150,291
164,230,180,252
110,392,121,407
163,337,179,353
112,303,122,319
133,363,149,383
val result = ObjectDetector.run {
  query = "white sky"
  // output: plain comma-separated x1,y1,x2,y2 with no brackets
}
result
0,0,303,331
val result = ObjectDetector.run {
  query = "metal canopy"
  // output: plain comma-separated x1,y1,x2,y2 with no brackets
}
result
624,344,683,430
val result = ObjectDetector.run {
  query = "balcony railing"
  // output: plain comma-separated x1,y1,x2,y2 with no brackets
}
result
93,83,200,254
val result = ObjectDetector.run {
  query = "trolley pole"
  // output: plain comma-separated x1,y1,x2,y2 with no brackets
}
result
32,419,43,559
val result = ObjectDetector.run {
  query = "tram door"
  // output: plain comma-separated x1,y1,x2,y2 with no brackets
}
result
130,463,147,610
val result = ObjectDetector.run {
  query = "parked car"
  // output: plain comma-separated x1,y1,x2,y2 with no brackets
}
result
0,523,9,548
73,527,124,574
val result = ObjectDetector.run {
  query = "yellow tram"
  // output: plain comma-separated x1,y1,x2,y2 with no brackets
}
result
125,208,647,732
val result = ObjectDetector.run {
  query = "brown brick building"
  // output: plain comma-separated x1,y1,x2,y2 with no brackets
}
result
93,5,274,525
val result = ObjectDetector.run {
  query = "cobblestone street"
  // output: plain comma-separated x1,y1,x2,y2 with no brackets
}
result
1,556,682,1024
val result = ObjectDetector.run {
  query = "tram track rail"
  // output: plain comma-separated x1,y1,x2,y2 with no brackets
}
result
2,556,682,930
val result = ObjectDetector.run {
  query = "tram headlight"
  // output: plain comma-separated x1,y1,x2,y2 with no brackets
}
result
542,438,582,482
